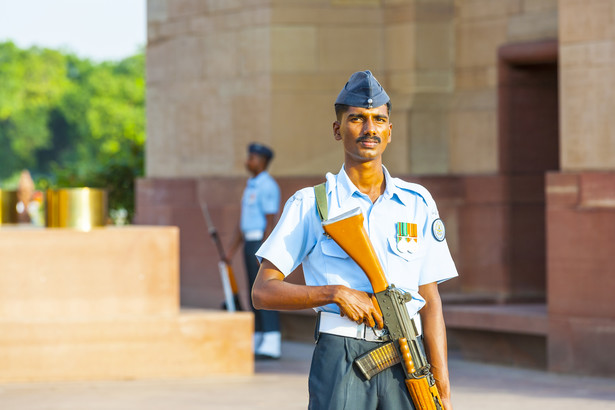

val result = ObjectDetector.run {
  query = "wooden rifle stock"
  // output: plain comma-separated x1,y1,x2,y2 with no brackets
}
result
322,208,388,293
322,207,443,410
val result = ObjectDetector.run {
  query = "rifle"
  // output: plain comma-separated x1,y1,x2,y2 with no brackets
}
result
322,207,443,410
200,202,242,312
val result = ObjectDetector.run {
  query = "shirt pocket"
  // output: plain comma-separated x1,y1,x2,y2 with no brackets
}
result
387,236,422,262
320,238,350,259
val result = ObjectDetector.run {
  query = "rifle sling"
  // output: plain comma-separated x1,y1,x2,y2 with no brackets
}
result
314,182,328,222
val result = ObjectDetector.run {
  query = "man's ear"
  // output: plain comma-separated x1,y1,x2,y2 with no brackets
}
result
333,121,341,141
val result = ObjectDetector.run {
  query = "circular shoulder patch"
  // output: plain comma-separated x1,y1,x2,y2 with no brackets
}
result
431,218,446,242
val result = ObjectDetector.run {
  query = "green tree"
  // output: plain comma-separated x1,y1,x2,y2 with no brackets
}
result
0,42,145,222
0,42,69,176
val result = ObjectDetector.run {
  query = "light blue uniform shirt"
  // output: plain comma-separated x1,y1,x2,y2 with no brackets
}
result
256,166,458,315
240,171,281,236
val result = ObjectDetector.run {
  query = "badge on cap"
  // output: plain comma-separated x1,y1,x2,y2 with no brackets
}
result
432,218,446,242
396,222,418,253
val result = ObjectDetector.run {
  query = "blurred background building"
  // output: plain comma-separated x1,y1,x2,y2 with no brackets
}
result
136,0,615,377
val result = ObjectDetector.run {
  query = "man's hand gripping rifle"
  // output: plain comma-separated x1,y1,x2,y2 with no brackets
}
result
322,208,443,410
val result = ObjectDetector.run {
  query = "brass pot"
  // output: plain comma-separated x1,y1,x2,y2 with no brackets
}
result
46,188,108,231
0,189,19,224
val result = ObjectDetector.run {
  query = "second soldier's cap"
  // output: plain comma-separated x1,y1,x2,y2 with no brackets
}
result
335,70,390,109
248,142,274,160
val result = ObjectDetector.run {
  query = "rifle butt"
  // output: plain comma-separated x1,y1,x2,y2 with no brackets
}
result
322,208,388,293
218,261,236,312
226,264,240,295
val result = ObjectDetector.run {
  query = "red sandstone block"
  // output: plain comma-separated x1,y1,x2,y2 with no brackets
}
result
457,205,510,294
463,176,507,205
547,208,615,317
579,172,615,208
136,178,198,206
548,315,615,377
546,172,579,207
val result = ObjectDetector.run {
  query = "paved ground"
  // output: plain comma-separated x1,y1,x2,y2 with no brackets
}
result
1,341,614,409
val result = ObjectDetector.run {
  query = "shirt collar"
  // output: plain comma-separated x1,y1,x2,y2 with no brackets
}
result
333,165,406,207
248,170,269,184
381,166,407,206
333,166,355,206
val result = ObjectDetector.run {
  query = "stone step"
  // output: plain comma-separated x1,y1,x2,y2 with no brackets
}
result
444,303,548,336
0,309,253,382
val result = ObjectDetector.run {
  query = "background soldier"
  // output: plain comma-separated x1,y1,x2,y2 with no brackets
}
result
227,143,282,359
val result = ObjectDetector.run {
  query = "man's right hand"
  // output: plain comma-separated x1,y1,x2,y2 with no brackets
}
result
253,259,382,329
334,286,383,329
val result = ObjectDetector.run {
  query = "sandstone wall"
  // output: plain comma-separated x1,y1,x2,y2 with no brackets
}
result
559,0,615,170
451,0,558,174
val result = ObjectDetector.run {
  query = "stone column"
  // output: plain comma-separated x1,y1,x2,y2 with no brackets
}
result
547,0,615,376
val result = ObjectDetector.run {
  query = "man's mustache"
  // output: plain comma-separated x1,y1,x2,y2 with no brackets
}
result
356,136,381,143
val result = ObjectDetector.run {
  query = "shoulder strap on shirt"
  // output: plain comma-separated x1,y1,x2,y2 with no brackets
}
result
314,183,328,222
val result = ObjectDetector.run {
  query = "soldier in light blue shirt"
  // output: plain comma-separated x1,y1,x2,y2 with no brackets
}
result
253,71,458,409
227,143,281,359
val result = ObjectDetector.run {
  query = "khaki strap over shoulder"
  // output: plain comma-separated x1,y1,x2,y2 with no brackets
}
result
314,183,328,222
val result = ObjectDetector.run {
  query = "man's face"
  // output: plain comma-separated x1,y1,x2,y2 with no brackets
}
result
245,152,266,175
333,104,392,165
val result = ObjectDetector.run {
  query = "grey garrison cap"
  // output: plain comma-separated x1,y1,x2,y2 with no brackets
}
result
335,70,390,109
248,142,274,160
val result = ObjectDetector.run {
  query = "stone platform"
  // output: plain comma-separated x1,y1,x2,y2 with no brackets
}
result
444,303,548,369
0,226,253,382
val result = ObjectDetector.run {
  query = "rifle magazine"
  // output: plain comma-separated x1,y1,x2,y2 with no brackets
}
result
354,342,401,380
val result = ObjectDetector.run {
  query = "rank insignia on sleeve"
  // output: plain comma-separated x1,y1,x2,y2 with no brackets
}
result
396,222,419,253
432,218,446,242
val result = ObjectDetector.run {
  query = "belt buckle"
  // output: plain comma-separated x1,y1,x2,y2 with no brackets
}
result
363,326,385,342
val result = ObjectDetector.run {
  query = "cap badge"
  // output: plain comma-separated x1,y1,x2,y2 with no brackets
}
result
432,218,446,242
396,222,418,253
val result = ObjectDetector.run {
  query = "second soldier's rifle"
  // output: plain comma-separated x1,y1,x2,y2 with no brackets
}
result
200,202,242,312
322,207,443,410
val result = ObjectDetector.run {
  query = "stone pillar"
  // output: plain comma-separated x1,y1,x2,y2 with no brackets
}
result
547,0,615,376
400,1,455,175
546,172,615,376
559,0,615,170
146,1,274,177
450,0,559,301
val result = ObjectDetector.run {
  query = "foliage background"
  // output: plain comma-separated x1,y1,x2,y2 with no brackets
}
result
0,41,145,221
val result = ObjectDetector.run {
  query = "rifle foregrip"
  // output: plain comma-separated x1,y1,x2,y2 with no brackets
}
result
399,337,416,373
405,377,443,410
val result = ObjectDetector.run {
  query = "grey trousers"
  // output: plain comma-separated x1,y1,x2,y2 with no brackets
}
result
308,333,415,410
